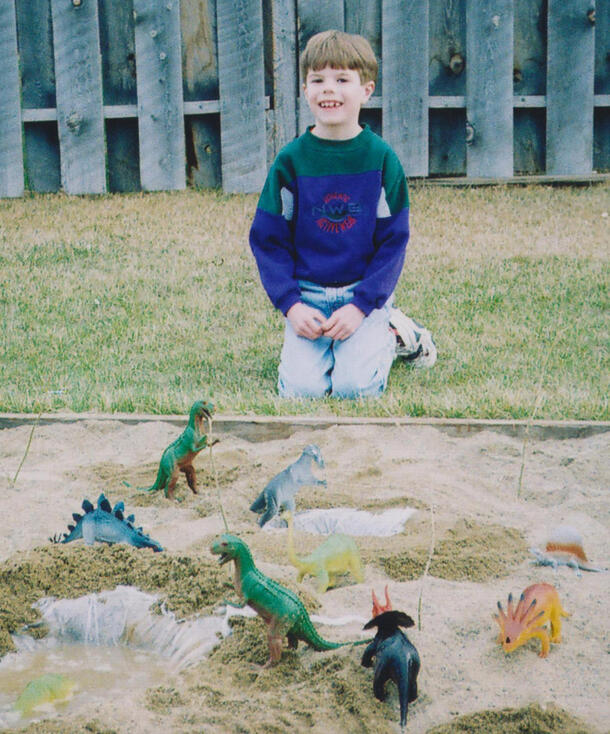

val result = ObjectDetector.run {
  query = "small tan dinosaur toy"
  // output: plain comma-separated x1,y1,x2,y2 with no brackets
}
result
493,582,571,657
285,511,364,593
530,525,606,576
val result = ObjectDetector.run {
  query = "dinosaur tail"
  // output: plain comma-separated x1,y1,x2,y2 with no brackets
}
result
249,491,265,513
131,534,164,552
285,512,307,575
122,479,159,493
299,611,369,651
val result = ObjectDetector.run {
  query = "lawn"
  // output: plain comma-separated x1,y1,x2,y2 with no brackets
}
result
0,183,607,419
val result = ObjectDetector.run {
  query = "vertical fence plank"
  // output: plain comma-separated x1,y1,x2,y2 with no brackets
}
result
99,0,140,192
15,0,61,192
346,0,381,91
382,0,429,176
297,0,344,132
182,0,221,188
429,0,466,175
297,0,343,53
271,0,298,154
50,0,106,194
547,0,595,174
466,0,513,177
217,0,267,192
133,0,186,191
513,0,546,174
0,1,24,197
594,0,610,172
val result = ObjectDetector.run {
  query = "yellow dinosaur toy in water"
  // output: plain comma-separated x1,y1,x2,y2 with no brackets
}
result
493,582,571,657
285,511,364,592
15,673,76,716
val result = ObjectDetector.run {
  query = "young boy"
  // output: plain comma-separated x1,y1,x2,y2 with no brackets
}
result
249,30,410,398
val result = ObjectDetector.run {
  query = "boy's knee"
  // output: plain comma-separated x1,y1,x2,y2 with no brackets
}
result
331,372,386,399
278,372,330,399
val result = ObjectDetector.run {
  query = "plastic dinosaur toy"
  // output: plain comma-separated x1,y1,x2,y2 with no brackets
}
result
250,444,326,527
530,525,606,576
372,585,392,616
285,510,364,592
50,493,163,551
15,673,76,716
361,610,421,730
493,582,571,657
137,399,216,499
210,533,364,665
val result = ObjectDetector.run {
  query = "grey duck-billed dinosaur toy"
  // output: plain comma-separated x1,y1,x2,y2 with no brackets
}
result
249,444,326,528
361,610,421,730
50,493,163,552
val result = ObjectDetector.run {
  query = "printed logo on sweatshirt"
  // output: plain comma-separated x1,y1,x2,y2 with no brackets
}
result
312,192,362,233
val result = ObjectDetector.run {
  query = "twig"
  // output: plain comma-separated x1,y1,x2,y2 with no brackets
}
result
417,502,436,631
206,414,229,532
517,328,561,498
10,408,42,488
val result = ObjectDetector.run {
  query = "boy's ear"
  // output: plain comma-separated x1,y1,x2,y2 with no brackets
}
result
362,80,375,103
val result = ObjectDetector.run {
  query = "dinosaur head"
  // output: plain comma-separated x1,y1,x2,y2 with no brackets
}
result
210,534,243,565
364,610,415,635
303,444,325,468
493,592,545,653
191,399,215,423
372,585,392,617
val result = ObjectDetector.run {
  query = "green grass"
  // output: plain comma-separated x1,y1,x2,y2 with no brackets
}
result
0,184,608,419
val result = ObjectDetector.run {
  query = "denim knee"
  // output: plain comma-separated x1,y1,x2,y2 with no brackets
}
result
278,371,331,398
331,370,386,399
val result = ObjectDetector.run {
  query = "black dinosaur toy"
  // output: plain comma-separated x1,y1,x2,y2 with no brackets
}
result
361,610,421,729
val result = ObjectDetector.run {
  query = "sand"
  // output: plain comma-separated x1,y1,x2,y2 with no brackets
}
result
0,417,608,733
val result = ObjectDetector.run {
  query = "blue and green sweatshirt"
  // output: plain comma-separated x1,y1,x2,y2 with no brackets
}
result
249,124,409,316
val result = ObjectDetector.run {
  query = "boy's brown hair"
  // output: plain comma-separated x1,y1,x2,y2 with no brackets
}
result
300,30,378,84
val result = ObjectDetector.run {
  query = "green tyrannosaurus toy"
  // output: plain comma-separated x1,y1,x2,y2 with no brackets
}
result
137,399,216,500
285,511,364,592
210,533,366,665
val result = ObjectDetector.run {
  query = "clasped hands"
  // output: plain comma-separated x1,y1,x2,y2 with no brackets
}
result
286,302,364,341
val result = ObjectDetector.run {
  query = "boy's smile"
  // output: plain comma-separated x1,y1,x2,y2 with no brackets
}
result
304,66,375,140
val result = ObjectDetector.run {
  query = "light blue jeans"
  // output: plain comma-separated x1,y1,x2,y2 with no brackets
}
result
278,280,395,399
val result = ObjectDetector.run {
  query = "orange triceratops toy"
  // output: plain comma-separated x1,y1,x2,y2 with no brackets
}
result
493,582,571,658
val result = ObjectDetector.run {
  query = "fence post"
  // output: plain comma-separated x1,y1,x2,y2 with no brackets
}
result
0,0,24,197
50,0,106,194
217,0,267,193
382,0,429,176
466,0,514,177
271,0,298,154
134,0,186,191
547,0,595,174
296,0,344,132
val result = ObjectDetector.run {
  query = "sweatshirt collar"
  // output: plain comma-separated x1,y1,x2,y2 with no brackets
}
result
304,124,371,152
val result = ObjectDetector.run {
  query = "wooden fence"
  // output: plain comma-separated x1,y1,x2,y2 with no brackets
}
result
1,0,609,198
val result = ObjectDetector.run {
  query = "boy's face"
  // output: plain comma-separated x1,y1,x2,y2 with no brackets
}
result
303,66,375,139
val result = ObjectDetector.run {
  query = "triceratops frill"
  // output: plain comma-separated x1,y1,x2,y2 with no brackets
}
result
50,493,163,552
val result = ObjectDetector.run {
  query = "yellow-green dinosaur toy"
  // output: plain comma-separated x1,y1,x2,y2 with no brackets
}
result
15,673,76,716
285,511,364,592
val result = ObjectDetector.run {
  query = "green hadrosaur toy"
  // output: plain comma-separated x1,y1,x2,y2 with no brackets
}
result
136,399,216,500
210,533,366,665
285,511,364,592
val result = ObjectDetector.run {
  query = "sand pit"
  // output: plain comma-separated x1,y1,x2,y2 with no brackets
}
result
0,417,607,733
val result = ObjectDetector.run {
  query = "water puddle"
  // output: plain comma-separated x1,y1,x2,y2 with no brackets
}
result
265,506,417,535
0,642,166,728
0,585,228,728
